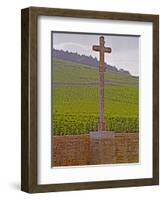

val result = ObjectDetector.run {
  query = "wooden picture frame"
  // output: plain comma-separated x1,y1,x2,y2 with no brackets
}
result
21,7,159,193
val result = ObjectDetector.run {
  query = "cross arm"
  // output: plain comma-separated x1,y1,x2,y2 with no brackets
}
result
104,47,112,53
92,45,100,51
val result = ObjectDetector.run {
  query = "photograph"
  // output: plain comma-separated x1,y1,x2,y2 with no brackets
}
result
52,32,139,167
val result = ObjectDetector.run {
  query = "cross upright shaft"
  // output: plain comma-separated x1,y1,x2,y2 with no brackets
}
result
92,36,112,132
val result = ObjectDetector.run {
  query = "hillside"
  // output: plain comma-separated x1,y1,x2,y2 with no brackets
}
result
53,49,133,76
53,59,138,86
52,58,139,135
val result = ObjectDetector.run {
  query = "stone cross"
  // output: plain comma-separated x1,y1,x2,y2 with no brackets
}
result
93,36,112,132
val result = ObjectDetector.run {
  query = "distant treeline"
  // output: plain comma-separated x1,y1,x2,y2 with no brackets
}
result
53,49,131,76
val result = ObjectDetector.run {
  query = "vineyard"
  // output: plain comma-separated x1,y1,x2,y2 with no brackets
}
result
52,59,139,135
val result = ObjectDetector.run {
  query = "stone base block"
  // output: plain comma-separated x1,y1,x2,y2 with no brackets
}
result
89,131,116,164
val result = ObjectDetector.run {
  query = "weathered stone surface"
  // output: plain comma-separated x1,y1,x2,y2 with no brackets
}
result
93,36,112,132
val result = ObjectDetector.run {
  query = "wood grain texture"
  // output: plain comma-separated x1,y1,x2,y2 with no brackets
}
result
28,6,156,21
21,8,29,192
21,8,38,193
21,7,159,193
152,15,159,185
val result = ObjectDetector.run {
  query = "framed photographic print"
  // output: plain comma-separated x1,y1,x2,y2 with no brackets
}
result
21,7,159,193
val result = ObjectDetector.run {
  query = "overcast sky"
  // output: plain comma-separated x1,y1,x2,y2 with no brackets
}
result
52,32,140,76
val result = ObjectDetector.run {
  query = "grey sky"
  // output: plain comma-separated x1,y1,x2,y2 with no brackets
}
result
52,32,140,76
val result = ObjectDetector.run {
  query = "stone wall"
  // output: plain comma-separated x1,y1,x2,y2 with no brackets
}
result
52,133,139,167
